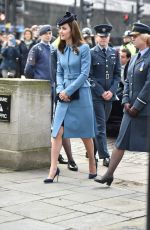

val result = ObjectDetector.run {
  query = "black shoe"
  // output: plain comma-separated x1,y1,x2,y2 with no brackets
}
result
94,175,113,186
103,158,110,167
68,160,78,171
58,154,68,164
44,168,60,183
88,173,97,179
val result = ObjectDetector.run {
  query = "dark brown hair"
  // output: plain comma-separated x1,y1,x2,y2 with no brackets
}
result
58,20,85,54
121,48,131,59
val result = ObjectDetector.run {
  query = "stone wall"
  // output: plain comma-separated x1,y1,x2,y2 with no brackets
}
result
0,79,51,170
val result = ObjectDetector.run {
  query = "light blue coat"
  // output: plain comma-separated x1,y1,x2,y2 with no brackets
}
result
52,43,95,138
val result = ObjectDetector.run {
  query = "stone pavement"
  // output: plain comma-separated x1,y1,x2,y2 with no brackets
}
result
0,137,148,230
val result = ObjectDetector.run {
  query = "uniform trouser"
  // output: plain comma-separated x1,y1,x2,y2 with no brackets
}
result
93,100,112,159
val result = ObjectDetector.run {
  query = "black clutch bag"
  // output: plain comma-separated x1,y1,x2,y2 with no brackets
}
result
70,89,80,100
57,89,79,102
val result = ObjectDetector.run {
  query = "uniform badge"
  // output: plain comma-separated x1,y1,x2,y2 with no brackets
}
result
102,28,106,32
139,62,144,72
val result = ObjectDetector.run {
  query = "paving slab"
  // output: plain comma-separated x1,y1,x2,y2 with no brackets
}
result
2,180,76,195
0,190,42,207
0,210,23,224
89,197,146,213
45,211,86,224
0,219,66,230
56,212,128,230
3,200,73,220
104,217,146,230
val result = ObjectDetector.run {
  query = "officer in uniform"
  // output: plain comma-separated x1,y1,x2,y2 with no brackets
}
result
24,25,53,82
90,24,121,167
94,22,150,186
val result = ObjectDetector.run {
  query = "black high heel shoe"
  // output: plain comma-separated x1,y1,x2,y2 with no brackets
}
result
94,175,114,186
58,154,68,164
44,168,60,183
88,173,97,179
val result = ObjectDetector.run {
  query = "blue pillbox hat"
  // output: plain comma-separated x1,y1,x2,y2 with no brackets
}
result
57,12,77,26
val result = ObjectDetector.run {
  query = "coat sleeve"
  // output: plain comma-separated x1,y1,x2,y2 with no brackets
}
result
64,44,91,96
24,46,37,78
133,64,150,111
89,49,105,97
109,50,121,95
122,76,130,105
56,52,65,94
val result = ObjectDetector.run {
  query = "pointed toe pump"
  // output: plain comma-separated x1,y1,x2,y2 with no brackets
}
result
44,168,60,184
94,175,114,186
88,173,97,179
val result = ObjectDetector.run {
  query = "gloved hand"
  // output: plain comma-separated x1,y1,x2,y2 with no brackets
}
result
124,103,131,112
128,106,139,117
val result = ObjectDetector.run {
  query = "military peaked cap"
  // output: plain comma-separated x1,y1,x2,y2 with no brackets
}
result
130,22,150,35
94,24,112,36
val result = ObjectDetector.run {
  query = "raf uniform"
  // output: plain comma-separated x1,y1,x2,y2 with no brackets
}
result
24,25,54,83
24,25,56,120
115,22,150,152
90,24,121,166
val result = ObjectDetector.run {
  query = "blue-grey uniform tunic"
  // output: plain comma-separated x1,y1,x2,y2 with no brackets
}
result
52,44,95,138
115,48,150,152
90,45,121,158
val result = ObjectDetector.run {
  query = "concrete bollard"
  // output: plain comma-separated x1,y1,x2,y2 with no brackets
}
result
0,79,51,170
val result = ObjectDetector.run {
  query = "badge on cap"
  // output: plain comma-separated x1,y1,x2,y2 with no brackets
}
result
102,28,106,32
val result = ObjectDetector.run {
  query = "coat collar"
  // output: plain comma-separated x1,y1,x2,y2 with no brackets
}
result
135,48,150,65
94,45,114,58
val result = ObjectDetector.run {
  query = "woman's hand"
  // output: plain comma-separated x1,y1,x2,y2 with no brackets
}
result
59,91,70,102
128,106,139,117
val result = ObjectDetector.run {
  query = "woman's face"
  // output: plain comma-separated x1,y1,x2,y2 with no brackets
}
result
24,31,32,41
131,34,146,49
59,23,72,42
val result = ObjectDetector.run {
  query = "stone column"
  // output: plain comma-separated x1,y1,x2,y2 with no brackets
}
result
0,79,51,170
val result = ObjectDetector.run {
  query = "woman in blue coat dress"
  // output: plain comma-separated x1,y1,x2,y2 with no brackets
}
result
44,12,97,183
95,22,150,186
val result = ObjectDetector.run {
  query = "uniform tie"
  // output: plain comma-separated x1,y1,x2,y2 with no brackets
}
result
102,48,106,55
136,52,141,60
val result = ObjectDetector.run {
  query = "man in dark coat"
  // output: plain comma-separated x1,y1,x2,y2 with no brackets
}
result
90,24,121,167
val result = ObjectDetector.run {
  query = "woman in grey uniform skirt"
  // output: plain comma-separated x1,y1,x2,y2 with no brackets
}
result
44,12,97,183
95,22,150,186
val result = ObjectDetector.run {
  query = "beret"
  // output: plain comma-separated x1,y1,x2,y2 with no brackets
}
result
39,25,51,36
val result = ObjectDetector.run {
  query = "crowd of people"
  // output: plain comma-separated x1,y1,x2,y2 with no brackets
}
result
0,12,150,186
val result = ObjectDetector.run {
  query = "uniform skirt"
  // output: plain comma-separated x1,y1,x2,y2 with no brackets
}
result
52,87,96,138
115,113,150,152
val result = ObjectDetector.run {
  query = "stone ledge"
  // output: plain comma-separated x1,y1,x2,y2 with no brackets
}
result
0,148,50,171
